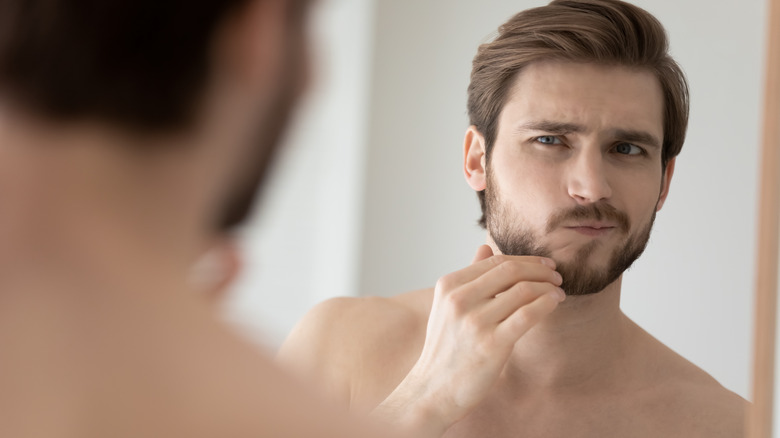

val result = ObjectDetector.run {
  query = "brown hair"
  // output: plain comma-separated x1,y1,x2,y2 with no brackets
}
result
468,0,689,228
0,0,248,133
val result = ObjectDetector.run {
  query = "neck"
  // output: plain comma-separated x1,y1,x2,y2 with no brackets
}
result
0,110,216,282
0,112,219,435
504,277,643,394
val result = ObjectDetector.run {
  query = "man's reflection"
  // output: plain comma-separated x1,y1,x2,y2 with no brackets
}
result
279,1,746,437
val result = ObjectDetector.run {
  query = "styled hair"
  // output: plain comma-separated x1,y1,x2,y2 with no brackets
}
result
0,0,247,132
468,0,689,228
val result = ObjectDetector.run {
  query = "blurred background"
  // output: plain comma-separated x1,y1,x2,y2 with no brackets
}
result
224,0,765,402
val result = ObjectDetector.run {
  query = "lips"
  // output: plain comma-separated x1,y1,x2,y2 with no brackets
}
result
564,223,617,236
567,222,617,229
544,203,631,235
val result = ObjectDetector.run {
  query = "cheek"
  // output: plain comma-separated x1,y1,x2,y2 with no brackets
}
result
492,161,559,227
494,145,561,190
613,170,663,223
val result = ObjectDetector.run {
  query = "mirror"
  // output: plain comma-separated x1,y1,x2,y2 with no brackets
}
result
750,0,779,436
221,0,767,430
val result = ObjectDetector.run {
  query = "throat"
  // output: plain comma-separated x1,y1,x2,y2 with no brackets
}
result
503,286,635,392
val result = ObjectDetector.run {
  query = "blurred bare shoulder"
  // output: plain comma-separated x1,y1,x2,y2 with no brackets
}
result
277,288,433,406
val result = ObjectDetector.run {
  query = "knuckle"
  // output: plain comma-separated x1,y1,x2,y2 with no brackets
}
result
514,306,537,327
498,259,526,277
490,254,509,265
514,278,532,290
435,274,455,292
444,290,469,315
494,261,518,278
495,260,511,272
505,278,534,297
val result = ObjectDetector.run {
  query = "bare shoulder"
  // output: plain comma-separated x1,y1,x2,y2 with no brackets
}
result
277,289,433,406
632,326,747,437
659,359,746,437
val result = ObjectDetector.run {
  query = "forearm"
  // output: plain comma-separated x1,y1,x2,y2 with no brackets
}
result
371,378,453,438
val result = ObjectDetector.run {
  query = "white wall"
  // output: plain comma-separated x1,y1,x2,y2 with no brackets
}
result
225,0,763,402
224,0,376,347
621,0,763,402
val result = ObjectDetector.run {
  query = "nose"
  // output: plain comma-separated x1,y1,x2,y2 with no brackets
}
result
567,149,612,204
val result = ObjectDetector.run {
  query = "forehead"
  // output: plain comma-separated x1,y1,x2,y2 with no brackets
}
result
498,60,665,141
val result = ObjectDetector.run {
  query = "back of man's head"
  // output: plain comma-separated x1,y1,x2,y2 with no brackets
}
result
0,0,248,132
468,0,689,228
0,0,310,230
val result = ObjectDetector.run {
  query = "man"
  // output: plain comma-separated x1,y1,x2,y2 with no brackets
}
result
0,0,392,436
278,1,746,437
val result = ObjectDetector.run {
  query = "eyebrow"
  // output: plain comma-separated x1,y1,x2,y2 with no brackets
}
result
516,120,662,149
516,121,585,135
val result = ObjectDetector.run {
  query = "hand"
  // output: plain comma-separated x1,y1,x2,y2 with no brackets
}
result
373,245,565,437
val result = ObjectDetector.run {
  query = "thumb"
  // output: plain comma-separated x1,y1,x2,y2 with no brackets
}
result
471,244,494,264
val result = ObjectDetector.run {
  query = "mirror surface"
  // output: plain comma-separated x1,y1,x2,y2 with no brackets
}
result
227,0,765,402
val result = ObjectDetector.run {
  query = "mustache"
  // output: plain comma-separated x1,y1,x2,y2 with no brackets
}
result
546,202,630,234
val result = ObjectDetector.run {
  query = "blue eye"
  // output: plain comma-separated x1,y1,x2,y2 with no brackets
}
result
615,143,643,155
536,136,562,145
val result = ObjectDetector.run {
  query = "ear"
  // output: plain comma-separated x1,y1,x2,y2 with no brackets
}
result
655,158,676,211
189,239,242,305
464,126,488,191
205,240,241,305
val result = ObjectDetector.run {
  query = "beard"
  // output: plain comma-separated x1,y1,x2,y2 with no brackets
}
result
484,169,656,296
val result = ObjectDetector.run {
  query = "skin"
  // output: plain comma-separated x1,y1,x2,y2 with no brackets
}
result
278,61,746,437
189,238,242,305
0,0,391,436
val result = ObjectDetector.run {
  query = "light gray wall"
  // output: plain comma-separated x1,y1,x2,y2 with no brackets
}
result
358,0,763,400
224,0,376,347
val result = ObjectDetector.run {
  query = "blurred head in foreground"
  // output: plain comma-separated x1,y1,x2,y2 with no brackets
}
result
0,4,404,436
0,0,310,276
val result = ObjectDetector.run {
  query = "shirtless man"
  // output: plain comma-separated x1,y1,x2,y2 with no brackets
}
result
0,0,393,436
279,1,746,437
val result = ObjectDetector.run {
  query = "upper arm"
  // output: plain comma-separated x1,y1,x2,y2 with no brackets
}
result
276,297,358,404
277,294,427,411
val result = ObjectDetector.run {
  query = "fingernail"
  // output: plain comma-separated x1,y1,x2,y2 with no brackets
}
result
540,258,556,269
553,271,563,284
556,287,566,301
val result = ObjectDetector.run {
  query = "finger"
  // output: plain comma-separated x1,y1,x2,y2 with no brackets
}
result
440,254,555,291
494,292,561,344
471,244,494,264
461,259,561,302
480,281,564,323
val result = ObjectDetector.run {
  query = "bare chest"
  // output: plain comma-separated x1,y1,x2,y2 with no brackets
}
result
440,391,731,438
443,408,666,438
